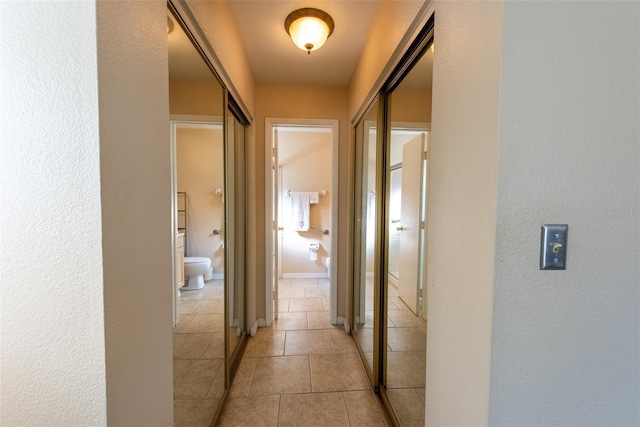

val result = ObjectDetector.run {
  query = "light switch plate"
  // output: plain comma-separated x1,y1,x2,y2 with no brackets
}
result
540,224,568,270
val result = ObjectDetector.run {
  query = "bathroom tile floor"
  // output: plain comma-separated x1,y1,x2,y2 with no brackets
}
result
173,279,226,427
218,278,387,426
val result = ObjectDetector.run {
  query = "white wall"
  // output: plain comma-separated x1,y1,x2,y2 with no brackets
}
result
489,2,640,425
176,126,225,270
0,2,107,424
425,1,504,425
279,130,332,275
97,2,174,425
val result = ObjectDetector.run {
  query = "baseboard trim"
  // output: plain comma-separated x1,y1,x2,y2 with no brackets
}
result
281,273,329,279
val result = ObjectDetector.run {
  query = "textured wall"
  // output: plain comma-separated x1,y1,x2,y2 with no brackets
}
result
490,2,640,425
425,1,503,425
97,1,174,425
0,2,107,425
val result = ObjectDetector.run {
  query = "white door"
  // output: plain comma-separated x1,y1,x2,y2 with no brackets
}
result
397,134,424,314
271,129,279,318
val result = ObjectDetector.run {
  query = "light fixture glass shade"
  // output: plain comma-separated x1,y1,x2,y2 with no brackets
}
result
285,8,334,54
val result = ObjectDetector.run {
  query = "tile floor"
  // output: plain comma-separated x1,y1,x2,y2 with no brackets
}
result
218,278,387,426
353,277,426,426
173,279,226,427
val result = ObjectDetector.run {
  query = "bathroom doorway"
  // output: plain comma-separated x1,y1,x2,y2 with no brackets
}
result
265,119,339,327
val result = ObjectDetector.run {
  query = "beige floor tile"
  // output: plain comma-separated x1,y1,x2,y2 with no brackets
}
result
278,392,349,426
321,298,331,311
229,357,258,397
177,299,203,315
289,298,323,312
173,358,222,399
273,312,308,331
387,308,426,328
284,330,332,355
307,310,334,329
199,332,225,359
387,388,425,427
195,313,224,333
310,353,369,392
387,327,427,352
173,333,214,359
250,355,311,395
174,314,207,333
206,364,226,399
415,387,426,403
174,398,219,427
344,390,386,426
354,328,373,355
279,286,306,299
329,329,357,353
193,299,224,314
278,298,290,312
304,287,330,299
386,351,426,388
244,329,285,357
218,395,280,427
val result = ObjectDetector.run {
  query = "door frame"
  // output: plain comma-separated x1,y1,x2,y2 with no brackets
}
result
264,118,339,326
170,115,222,327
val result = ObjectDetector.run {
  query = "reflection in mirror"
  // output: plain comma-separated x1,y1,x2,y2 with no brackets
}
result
168,10,226,426
226,110,246,364
353,98,379,376
384,41,433,425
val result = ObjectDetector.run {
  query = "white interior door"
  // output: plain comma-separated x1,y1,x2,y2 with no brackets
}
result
271,129,279,318
397,135,423,314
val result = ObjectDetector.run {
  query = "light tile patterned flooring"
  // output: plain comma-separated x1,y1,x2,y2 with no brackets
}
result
218,278,386,426
355,278,427,426
173,280,226,427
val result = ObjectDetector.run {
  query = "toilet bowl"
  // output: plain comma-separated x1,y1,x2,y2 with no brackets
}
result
182,257,211,291
325,257,330,271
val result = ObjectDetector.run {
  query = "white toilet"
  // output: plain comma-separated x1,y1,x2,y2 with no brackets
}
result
325,257,330,271
182,257,211,291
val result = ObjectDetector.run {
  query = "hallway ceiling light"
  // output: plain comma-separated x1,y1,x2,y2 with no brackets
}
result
285,8,334,55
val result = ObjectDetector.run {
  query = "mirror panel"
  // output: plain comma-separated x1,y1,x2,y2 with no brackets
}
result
353,98,380,376
168,10,226,425
384,42,433,425
226,109,246,363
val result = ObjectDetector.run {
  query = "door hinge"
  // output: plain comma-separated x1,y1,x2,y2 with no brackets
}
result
419,221,425,229
423,151,428,160
272,147,277,156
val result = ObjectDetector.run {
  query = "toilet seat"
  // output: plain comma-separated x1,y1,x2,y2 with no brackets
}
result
184,257,210,264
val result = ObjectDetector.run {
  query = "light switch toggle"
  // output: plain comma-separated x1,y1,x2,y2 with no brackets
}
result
540,224,568,270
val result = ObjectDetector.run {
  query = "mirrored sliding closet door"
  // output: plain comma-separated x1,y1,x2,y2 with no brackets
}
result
352,15,433,427
168,5,247,425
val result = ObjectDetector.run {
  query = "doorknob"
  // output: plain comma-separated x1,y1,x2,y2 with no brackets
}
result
396,226,404,231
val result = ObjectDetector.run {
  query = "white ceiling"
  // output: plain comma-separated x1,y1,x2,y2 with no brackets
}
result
226,0,381,86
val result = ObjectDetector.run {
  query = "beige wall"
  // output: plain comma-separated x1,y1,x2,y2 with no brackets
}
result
185,0,255,119
169,79,224,117
279,130,332,275
97,1,174,424
425,1,503,424
176,127,225,271
255,84,350,320
348,0,427,121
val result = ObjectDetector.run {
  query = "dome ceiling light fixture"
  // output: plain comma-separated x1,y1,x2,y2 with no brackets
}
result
284,8,335,55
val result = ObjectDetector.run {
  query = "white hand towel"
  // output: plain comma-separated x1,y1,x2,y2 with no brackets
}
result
309,192,319,204
290,192,310,231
